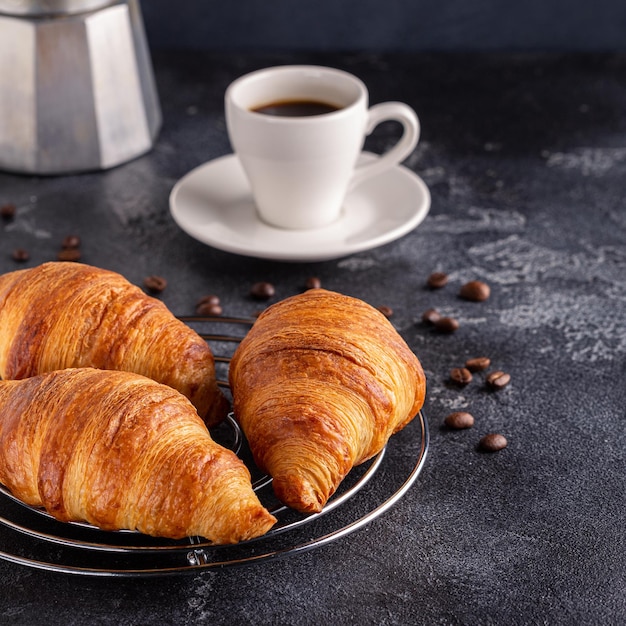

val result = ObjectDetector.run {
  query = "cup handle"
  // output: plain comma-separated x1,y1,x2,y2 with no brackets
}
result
350,101,420,189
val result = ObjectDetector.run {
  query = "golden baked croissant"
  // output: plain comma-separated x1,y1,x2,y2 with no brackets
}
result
229,289,426,513
0,368,276,543
0,262,228,426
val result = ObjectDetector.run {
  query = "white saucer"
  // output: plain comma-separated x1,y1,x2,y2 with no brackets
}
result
169,152,430,262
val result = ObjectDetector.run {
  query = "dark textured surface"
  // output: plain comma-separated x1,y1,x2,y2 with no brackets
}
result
0,51,625,625
139,0,626,52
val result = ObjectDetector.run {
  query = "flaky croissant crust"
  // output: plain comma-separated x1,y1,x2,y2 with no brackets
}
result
0,368,276,543
0,262,228,426
229,289,426,513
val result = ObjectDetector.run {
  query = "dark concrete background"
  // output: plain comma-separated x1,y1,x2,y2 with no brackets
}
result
0,50,625,624
140,0,626,52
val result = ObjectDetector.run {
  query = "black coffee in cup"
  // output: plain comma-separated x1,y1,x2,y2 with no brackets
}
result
251,99,340,117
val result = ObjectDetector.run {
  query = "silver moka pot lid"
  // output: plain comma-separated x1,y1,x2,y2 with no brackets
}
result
0,0,162,174
0,0,114,15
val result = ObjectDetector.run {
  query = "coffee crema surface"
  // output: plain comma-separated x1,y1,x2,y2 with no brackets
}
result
251,100,340,117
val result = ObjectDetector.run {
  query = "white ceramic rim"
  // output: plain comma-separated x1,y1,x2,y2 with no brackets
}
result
225,65,368,124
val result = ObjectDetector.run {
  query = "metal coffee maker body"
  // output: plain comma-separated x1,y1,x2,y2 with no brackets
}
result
0,0,161,174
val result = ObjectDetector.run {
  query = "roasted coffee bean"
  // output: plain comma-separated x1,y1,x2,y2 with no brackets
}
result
197,302,223,316
478,433,508,452
197,294,220,307
1,203,16,219
459,280,490,302
427,271,448,289
486,370,511,390
450,367,473,385
144,275,167,293
377,305,393,318
465,356,491,372
57,248,81,262
11,248,29,262
305,276,322,290
196,295,222,315
444,411,475,429
250,281,275,300
434,316,459,333
61,235,81,249
421,308,441,324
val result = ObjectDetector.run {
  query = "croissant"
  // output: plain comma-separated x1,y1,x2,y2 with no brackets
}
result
0,262,228,426
229,289,426,513
0,368,276,543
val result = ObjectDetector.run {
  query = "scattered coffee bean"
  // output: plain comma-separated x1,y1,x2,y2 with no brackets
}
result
61,235,81,249
197,294,220,305
57,248,81,262
305,276,322,290
485,370,511,390
250,281,275,300
465,356,491,372
459,280,491,302
144,275,167,293
197,302,223,316
444,411,475,429
450,367,473,385
197,294,220,306
421,308,441,324
196,295,222,316
11,248,29,262
377,305,393,318
427,271,448,289
434,316,459,333
1,203,16,219
478,433,508,452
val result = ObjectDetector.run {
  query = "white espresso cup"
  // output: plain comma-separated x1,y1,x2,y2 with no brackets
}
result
225,65,420,230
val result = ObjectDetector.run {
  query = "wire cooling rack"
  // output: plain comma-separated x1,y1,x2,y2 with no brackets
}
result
0,316,429,577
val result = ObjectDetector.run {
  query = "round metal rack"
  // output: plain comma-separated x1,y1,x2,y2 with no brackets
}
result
0,316,429,576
